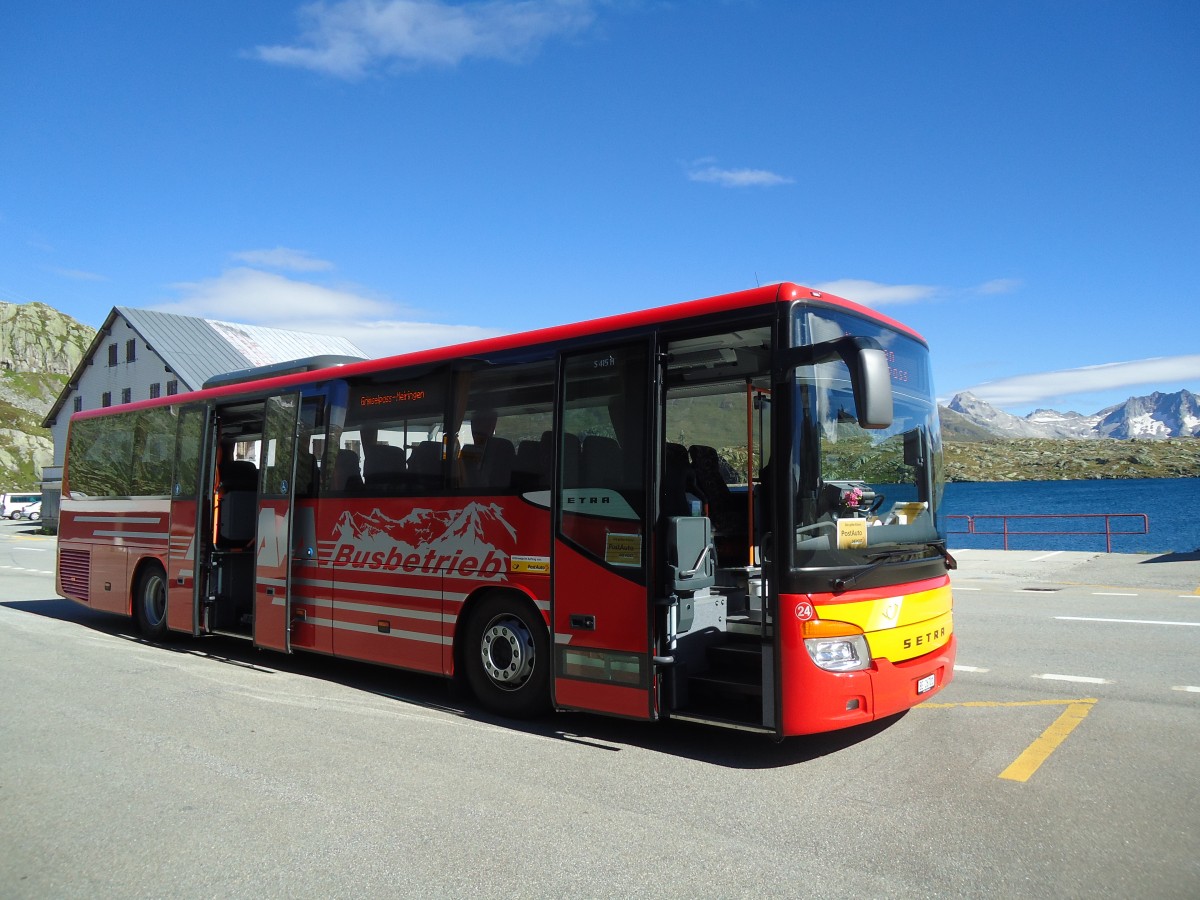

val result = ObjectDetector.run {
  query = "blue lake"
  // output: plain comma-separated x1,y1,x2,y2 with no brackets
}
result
940,478,1200,554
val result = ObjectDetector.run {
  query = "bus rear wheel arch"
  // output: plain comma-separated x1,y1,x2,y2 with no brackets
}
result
133,561,170,641
461,590,550,719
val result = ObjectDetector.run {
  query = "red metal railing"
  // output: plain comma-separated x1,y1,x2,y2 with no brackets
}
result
945,514,1149,553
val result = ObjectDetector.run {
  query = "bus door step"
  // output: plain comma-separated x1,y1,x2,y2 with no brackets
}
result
677,637,765,723
687,670,762,699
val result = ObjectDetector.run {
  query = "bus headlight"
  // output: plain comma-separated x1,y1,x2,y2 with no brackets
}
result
802,620,871,672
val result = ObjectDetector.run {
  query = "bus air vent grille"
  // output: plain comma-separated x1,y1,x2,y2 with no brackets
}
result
59,548,90,599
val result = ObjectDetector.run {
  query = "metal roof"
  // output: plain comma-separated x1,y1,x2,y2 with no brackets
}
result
118,308,365,391
43,306,366,427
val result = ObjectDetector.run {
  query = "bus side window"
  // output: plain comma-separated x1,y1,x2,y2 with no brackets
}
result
456,358,555,494
558,345,649,571
340,369,451,496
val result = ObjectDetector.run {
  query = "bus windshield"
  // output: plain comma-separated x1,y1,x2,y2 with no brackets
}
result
790,307,944,570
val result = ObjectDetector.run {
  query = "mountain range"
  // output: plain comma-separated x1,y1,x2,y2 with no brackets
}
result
942,390,1200,441
0,297,1195,491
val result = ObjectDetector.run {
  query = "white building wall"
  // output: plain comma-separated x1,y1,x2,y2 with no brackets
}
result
48,315,185,466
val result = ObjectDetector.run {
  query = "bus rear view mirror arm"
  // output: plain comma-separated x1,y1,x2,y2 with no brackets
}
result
779,336,894,429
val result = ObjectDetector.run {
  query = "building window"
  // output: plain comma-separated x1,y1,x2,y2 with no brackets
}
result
73,397,83,413
102,392,112,407
107,344,118,367
121,388,132,405
166,380,179,396
150,383,161,399
126,339,136,363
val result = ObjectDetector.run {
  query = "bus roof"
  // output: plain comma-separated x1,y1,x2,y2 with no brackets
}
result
70,282,925,421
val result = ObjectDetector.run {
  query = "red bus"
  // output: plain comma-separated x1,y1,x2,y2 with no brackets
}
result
56,282,955,737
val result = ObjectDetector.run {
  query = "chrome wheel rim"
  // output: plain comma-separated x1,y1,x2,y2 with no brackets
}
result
479,614,536,691
142,573,166,627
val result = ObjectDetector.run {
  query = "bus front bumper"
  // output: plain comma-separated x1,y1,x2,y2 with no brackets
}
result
780,632,957,737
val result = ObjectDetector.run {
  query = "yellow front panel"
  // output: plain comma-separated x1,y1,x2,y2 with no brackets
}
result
815,583,952,631
814,583,954,663
865,610,953,662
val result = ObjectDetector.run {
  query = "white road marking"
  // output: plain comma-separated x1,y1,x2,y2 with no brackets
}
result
954,665,990,673
1034,673,1112,685
1029,551,1065,562
1056,616,1200,627
1172,686,1200,694
1093,592,1138,597
954,587,982,591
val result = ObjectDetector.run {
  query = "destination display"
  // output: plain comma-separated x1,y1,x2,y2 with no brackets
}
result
348,377,444,423
796,308,934,398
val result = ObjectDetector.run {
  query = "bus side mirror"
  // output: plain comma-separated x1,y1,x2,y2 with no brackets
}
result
780,336,894,430
853,345,893,429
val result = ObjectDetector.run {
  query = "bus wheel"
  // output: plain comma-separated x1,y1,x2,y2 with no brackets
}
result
134,564,170,641
464,594,550,719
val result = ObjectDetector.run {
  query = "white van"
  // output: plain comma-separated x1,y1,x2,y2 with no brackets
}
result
1,493,41,519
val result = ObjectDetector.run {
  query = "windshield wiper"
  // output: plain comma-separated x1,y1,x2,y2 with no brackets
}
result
831,541,956,594
931,540,958,570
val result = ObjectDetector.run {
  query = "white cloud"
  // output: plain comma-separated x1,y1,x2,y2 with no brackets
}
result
324,317,499,359
155,267,501,359
811,279,939,307
50,267,108,282
686,161,794,188
253,0,597,78
963,355,1200,407
976,277,1022,295
231,247,334,272
161,268,390,322
809,276,1022,307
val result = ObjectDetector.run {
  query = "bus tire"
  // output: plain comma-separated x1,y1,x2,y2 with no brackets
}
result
134,563,170,641
464,593,550,719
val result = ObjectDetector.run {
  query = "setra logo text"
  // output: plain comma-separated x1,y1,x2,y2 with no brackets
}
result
903,625,946,650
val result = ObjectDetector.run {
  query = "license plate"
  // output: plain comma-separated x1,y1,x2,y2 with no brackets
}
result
917,673,936,695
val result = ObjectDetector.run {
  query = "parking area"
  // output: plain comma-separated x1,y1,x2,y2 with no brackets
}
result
1,534,1198,897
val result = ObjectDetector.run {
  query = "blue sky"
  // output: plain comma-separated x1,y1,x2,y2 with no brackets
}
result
2,1,1197,416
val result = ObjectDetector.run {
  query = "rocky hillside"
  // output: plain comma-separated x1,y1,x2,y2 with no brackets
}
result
943,438,1200,482
0,302,94,491
0,301,94,374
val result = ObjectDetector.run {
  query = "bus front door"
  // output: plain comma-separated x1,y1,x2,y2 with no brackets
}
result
253,393,303,652
166,403,212,635
552,342,656,719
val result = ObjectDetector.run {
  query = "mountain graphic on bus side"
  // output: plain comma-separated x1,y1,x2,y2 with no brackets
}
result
330,502,517,577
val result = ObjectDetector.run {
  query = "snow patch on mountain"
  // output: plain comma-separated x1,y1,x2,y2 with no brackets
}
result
1094,391,1200,439
943,389,1199,440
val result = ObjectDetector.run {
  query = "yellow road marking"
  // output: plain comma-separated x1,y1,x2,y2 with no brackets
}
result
918,697,1098,782
998,700,1096,782
919,698,1096,709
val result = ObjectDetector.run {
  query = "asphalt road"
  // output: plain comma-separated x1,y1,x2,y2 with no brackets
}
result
1,521,1198,898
